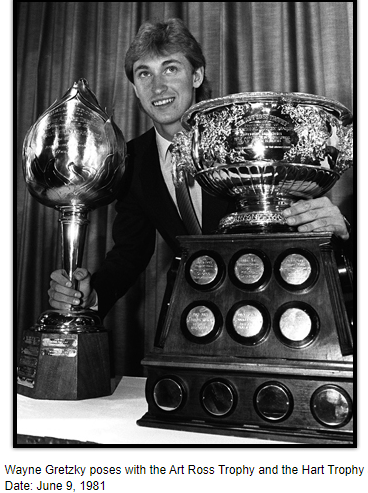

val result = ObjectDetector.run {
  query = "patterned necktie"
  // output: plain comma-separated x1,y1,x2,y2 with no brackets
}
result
168,145,202,235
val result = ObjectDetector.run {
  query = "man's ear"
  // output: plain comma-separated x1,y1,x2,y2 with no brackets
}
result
193,67,204,88
132,84,139,98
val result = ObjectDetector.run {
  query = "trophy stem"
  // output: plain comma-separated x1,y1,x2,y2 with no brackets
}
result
59,205,90,291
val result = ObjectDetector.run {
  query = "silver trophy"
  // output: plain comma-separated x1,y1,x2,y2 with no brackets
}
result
172,92,353,232
137,92,354,443
18,79,126,399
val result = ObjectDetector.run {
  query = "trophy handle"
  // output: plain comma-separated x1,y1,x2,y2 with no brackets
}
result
59,205,90,293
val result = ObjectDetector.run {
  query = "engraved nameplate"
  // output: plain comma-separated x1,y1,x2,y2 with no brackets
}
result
189,255,218,285
186,306,216,337
24,335,41,345
41,347,77,357
41,336,78,348
233,114,293,159
279,253,311,285
234,253,264,284
232,305,263,337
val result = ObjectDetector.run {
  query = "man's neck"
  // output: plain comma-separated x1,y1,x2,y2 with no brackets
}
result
154,121,183,142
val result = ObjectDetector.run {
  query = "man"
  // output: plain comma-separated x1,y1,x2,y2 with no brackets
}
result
48,18,350,319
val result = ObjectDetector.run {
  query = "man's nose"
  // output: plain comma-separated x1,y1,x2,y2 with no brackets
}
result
152,76,167,94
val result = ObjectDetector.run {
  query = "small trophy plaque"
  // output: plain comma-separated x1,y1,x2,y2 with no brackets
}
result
138,93,354,444
18,79,126,400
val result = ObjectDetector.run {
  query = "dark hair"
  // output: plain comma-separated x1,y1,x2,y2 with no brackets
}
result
125,18,212,102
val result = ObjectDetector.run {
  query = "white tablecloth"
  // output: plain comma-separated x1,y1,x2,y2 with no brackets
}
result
17,376,292,445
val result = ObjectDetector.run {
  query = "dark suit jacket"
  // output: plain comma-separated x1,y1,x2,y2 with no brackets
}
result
91,127,233,318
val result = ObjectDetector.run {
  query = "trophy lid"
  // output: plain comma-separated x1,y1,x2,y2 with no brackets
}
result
181,92,353,130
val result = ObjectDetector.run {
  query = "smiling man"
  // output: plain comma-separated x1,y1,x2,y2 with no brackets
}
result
48,18,350,322
131,52,203,140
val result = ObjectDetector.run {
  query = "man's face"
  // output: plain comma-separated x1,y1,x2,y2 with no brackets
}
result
132,52,204,139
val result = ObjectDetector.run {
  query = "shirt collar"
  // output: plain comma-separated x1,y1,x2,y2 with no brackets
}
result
155,128,172,163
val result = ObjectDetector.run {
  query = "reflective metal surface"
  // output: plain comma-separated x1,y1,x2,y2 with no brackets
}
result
234,253,264,284
189,255,218,285
311,386,352,427
22,78,126,209
279,307,312,341
153,378,184,411
232,305,263,337
255,382,293,421
279,254,312,285
35,309,104,333
186,306,216,337
172,92,353,232
21,79,127,330
201,381,235,416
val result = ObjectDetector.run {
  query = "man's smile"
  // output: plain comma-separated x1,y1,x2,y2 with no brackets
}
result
152,97,175,107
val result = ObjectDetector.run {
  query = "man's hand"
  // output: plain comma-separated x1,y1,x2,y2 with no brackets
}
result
282,197,349,240
48,268,96,310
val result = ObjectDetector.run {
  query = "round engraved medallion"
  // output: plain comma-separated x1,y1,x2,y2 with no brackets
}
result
274,248,318,292
186,251,225,290
274,302,319,348
234,253,264,284
226,301,270,345
254,382,293,422
181,301,222,343
229,249,271,290
186,306,215,337
311,385,352,428
279,254,311,285
279,308,312,341
153,378,184,411
201,381,236,417
232,305,263,338
189,255,218,285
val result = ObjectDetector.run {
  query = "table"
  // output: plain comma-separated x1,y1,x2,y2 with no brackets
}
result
17,376,291,445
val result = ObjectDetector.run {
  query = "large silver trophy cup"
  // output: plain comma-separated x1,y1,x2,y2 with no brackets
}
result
172,92,353,232
18,79,126,399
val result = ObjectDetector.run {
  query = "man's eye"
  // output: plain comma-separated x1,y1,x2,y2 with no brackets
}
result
138,71,150,78
165,66,178,74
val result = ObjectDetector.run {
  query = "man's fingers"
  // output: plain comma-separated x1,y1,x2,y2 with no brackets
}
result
50,269,72,287
73,268,90,281
283,197,332,217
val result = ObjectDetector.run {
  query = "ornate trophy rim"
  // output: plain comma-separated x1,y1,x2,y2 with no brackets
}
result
194,161,340,177
181,91,353,130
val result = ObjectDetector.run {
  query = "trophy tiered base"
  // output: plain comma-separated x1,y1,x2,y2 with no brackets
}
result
137,233,354,444
17,310,114,400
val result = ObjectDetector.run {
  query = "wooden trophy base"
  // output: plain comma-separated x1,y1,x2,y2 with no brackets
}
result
17,311,114,400
138,233,354,444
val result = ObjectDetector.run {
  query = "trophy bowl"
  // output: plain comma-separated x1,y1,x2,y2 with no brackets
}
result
22,78,126,210
172,92,353,232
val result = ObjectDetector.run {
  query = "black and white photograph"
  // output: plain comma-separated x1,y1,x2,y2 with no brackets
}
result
12,3,364,479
